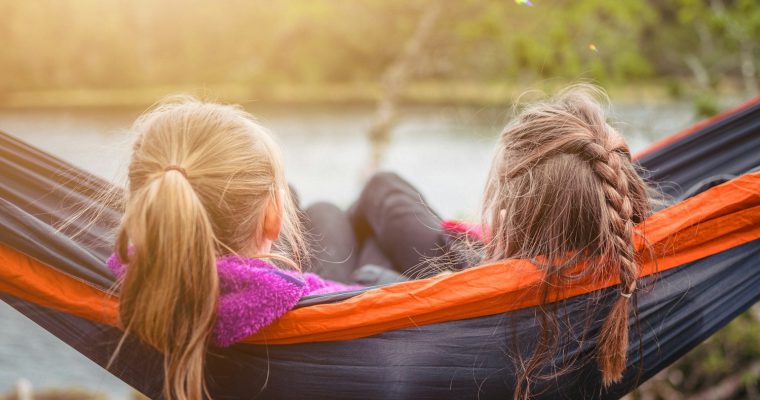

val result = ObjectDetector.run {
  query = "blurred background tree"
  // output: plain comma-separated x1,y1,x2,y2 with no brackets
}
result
0,0,757,108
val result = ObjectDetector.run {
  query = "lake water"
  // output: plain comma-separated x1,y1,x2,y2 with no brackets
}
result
0,101,705,398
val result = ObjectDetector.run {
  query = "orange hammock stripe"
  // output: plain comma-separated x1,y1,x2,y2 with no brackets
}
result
1,172,759,344
0,247,119,326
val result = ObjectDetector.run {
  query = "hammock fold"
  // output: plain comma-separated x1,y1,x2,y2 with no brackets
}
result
1,97,759,399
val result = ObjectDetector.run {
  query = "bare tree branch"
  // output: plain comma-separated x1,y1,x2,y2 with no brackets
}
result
366,1,443,173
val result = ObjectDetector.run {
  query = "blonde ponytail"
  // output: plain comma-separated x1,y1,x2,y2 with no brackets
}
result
113,96,307,399
117,169,219,400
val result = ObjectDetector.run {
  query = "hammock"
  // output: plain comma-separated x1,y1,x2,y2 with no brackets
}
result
1,97,759,399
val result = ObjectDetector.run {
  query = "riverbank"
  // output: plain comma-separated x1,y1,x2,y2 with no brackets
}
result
0,79,744,110
0,379,146,400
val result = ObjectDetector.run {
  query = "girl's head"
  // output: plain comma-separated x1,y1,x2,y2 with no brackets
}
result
114,96,305,400
482,85,651,395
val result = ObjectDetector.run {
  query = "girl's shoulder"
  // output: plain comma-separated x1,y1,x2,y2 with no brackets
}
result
215,256,361,295
214,255,308,346
215,255,306,292
301,272,363,295
106,253,308,347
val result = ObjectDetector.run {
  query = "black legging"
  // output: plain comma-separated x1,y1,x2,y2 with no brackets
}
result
303,172,454,284
303,169,751,285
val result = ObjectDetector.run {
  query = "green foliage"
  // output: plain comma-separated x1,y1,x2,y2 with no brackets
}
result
694,93,720,117
635,307,760,398
0,0,756,101
666,79,685,99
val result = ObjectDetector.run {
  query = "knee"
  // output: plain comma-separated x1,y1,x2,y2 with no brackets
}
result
362,171,403,199
304,201,343,224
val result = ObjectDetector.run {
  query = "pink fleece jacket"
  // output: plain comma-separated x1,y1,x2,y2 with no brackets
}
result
107,254,361,347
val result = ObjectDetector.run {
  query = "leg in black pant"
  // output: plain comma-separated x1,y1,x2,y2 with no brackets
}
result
302,202,360,284
302,201,402,286
350,172,449,277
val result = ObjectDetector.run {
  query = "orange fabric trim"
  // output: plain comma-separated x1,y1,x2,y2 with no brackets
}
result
248,171,760,343
1,172,759,344
633,96,760,160
0,248,118,326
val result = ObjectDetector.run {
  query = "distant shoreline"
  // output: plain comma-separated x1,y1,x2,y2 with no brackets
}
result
0,80,742,110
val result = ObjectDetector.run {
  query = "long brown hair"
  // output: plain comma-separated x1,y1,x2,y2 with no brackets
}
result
113,96,307,400
481,85,651,398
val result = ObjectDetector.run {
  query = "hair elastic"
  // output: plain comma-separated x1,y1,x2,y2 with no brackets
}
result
620,291,633,299
164,165,188,178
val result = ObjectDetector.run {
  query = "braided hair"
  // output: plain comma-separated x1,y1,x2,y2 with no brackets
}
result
481,85,651,398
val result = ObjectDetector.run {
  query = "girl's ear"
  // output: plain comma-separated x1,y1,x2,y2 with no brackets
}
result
262,191,283,241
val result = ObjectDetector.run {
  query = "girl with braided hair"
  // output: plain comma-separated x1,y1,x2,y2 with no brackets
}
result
480,84,651,398
347,84,653,397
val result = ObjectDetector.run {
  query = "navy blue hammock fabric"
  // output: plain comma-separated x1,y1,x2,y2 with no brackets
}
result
1,98,760,399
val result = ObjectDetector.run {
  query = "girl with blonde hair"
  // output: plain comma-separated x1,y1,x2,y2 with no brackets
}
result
107,96,358,400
